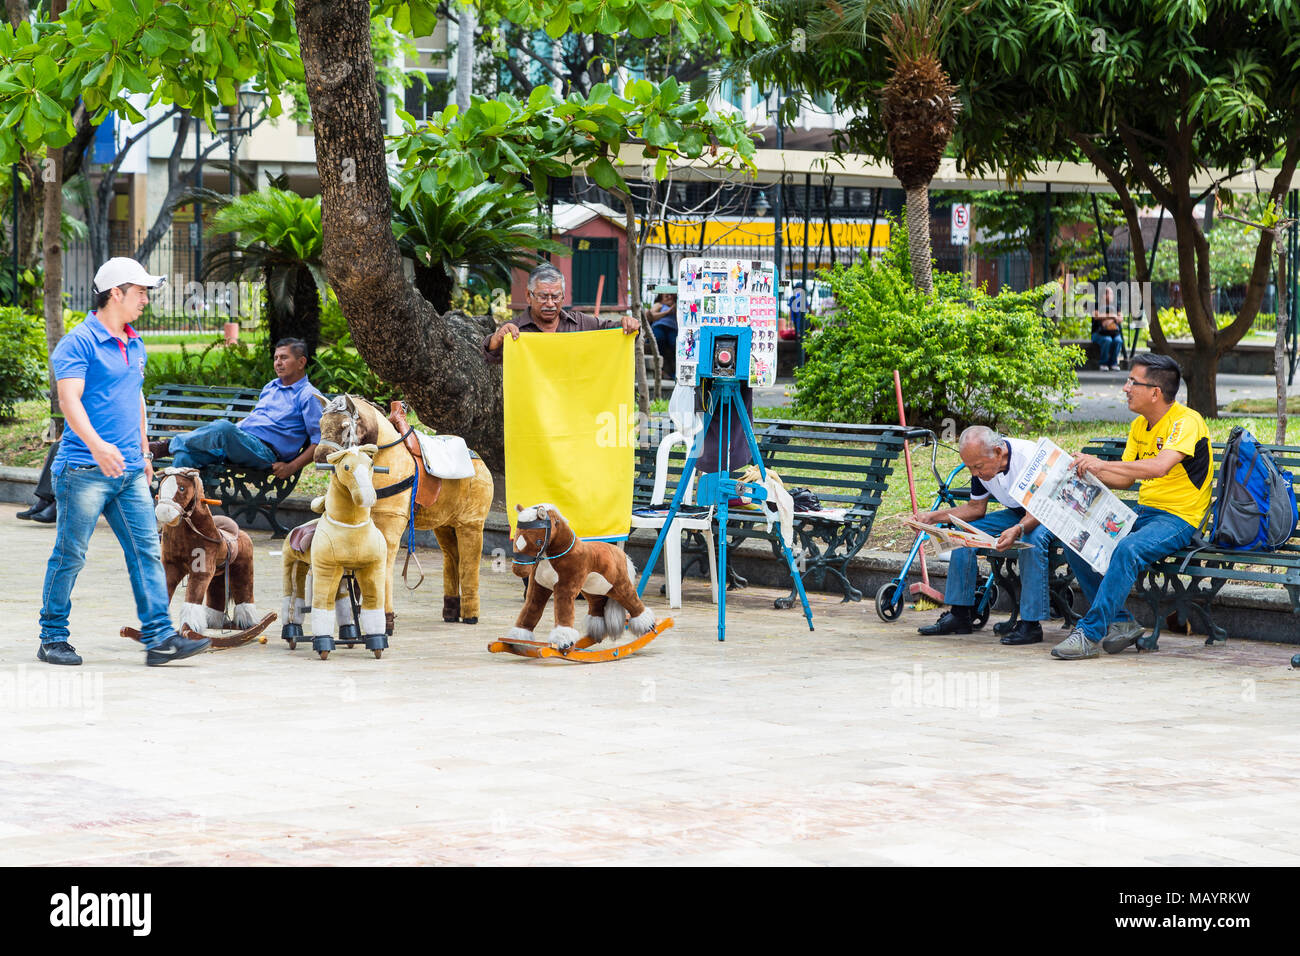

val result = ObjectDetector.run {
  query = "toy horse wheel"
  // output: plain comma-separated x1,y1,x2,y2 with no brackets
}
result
286,640,297,650
372,648,383,659
317,650,330,660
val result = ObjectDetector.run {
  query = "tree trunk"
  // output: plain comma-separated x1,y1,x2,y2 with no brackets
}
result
904,184,933,296
456,6,475,112
1276,244,1288,444
413,262,454,313
617,188,649,414
295,0,503,470
41,146,64,432
1182,344,1218,417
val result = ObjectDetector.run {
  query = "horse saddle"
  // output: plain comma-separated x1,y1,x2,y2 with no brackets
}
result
210,515,242,572
387,402,445,510
288,521,317,554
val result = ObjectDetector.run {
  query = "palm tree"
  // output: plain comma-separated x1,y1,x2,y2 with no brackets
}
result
805,0,962,295
205,187,326,355
390,177,567,313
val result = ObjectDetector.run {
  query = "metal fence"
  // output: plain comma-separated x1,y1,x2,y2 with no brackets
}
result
62,233,265,333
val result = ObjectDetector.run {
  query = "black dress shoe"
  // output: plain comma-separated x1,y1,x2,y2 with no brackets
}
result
37,641,83,665
1000,620,1044,645
16,497,53,520
28,500,57,523
146,632,211,666
917,609,973,636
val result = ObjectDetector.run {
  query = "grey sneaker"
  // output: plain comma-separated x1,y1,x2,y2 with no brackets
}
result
1102,620,1145,655
1051,627,1100,660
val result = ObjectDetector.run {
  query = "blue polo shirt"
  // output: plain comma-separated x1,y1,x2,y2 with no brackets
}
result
51,312,147,474
238,375,323,460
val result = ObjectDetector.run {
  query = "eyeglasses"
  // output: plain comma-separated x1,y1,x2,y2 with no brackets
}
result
1125,377,1161,389
530,292,563,303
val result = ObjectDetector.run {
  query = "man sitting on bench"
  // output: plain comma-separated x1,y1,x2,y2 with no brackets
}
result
149,338,323,479
1052,353,1213,659
915,426,1056,646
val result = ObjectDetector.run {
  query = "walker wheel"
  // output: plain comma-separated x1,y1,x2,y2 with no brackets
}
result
875,582,905,622
372,648,383,659
971,583,998,630
317,650,329,660
287,640,297,650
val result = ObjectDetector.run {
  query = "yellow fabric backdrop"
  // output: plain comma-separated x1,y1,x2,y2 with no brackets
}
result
504,329,635,540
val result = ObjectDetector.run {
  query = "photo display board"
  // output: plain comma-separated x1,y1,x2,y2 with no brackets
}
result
675,257,778,387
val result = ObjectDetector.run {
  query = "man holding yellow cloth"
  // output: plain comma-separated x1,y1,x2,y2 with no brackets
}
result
486,264,641,544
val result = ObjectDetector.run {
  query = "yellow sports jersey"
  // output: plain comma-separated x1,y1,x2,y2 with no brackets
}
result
1122,402,1213,526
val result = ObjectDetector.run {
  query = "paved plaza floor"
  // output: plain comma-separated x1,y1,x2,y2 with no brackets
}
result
3,501,1300,867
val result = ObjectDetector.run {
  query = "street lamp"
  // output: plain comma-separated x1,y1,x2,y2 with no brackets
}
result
227,86,266,200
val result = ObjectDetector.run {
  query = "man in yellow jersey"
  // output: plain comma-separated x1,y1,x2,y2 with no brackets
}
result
1051,353,1213,659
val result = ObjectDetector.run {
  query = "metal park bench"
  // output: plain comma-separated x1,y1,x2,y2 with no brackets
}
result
629,416,927,609
145,383,307,537
1084,435,1300,648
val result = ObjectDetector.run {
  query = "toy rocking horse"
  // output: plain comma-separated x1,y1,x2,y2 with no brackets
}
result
488,503,673,663
282,445,390,659
121,468,276,648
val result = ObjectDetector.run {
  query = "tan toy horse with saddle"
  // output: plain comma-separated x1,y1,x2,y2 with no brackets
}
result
282,445,389,659
314,396,493,634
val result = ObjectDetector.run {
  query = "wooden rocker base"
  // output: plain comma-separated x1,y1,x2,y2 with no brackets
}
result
121,612,278,649
489,617,673,663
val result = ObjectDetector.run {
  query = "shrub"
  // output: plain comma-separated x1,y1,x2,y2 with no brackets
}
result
1156,307,1273,339
0,307,47,419
143,341,274,393
793,224,1083,432
310,333,400,404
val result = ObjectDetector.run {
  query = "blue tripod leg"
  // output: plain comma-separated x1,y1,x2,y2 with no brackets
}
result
777,530,815,631
636,407,715,601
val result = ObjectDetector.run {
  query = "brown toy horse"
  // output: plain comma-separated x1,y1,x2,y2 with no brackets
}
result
508,503,656,651
154,468,259,635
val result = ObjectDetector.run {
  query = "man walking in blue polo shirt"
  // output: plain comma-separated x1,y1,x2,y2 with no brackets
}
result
150,338,322,477
38,258,209,666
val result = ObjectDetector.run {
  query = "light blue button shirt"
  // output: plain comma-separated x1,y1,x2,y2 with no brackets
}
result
238,376,323,460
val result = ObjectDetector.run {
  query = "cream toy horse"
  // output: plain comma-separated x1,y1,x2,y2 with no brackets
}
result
283,445,389,659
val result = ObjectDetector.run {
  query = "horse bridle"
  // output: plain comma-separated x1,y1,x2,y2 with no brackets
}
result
158,470,236,571
317,399,415,498
512,513,575,566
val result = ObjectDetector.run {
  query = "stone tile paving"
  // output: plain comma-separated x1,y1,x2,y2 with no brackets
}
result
3,502,1299,866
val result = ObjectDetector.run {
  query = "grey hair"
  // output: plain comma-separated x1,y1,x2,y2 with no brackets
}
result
527,263,565,291
958,425,1003,457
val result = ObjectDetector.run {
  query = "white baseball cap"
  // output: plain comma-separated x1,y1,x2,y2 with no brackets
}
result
92,257,166,294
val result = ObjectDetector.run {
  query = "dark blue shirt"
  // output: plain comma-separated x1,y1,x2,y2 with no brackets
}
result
50,313,147,474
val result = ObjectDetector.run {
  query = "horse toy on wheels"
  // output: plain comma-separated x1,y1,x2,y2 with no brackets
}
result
282,445,389,659
489,503,672,662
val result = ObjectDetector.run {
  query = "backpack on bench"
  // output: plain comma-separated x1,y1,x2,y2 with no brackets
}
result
1204,426,1298,551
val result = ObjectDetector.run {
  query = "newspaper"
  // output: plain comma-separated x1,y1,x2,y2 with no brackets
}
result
1008,438,1136,573
899,515,1035,556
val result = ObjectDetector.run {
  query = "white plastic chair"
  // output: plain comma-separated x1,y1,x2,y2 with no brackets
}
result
630,431,718,608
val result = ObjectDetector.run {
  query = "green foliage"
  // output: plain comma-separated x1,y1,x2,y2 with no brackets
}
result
205,187,325,323
1155,307,1275,339
390,177,567,291
0,307,47,418
143,340,273,393
1143,198,1283,286
310,334,400,406
793,226,1082,431
0,1,300,161
318,288,349,346
394,79,758,200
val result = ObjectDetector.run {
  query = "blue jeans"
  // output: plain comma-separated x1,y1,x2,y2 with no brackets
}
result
1064,504,1196,642
40,467,174,649
943,509,1053,621
1092,331,1123,367
169,420,277,470
651,322,677,369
